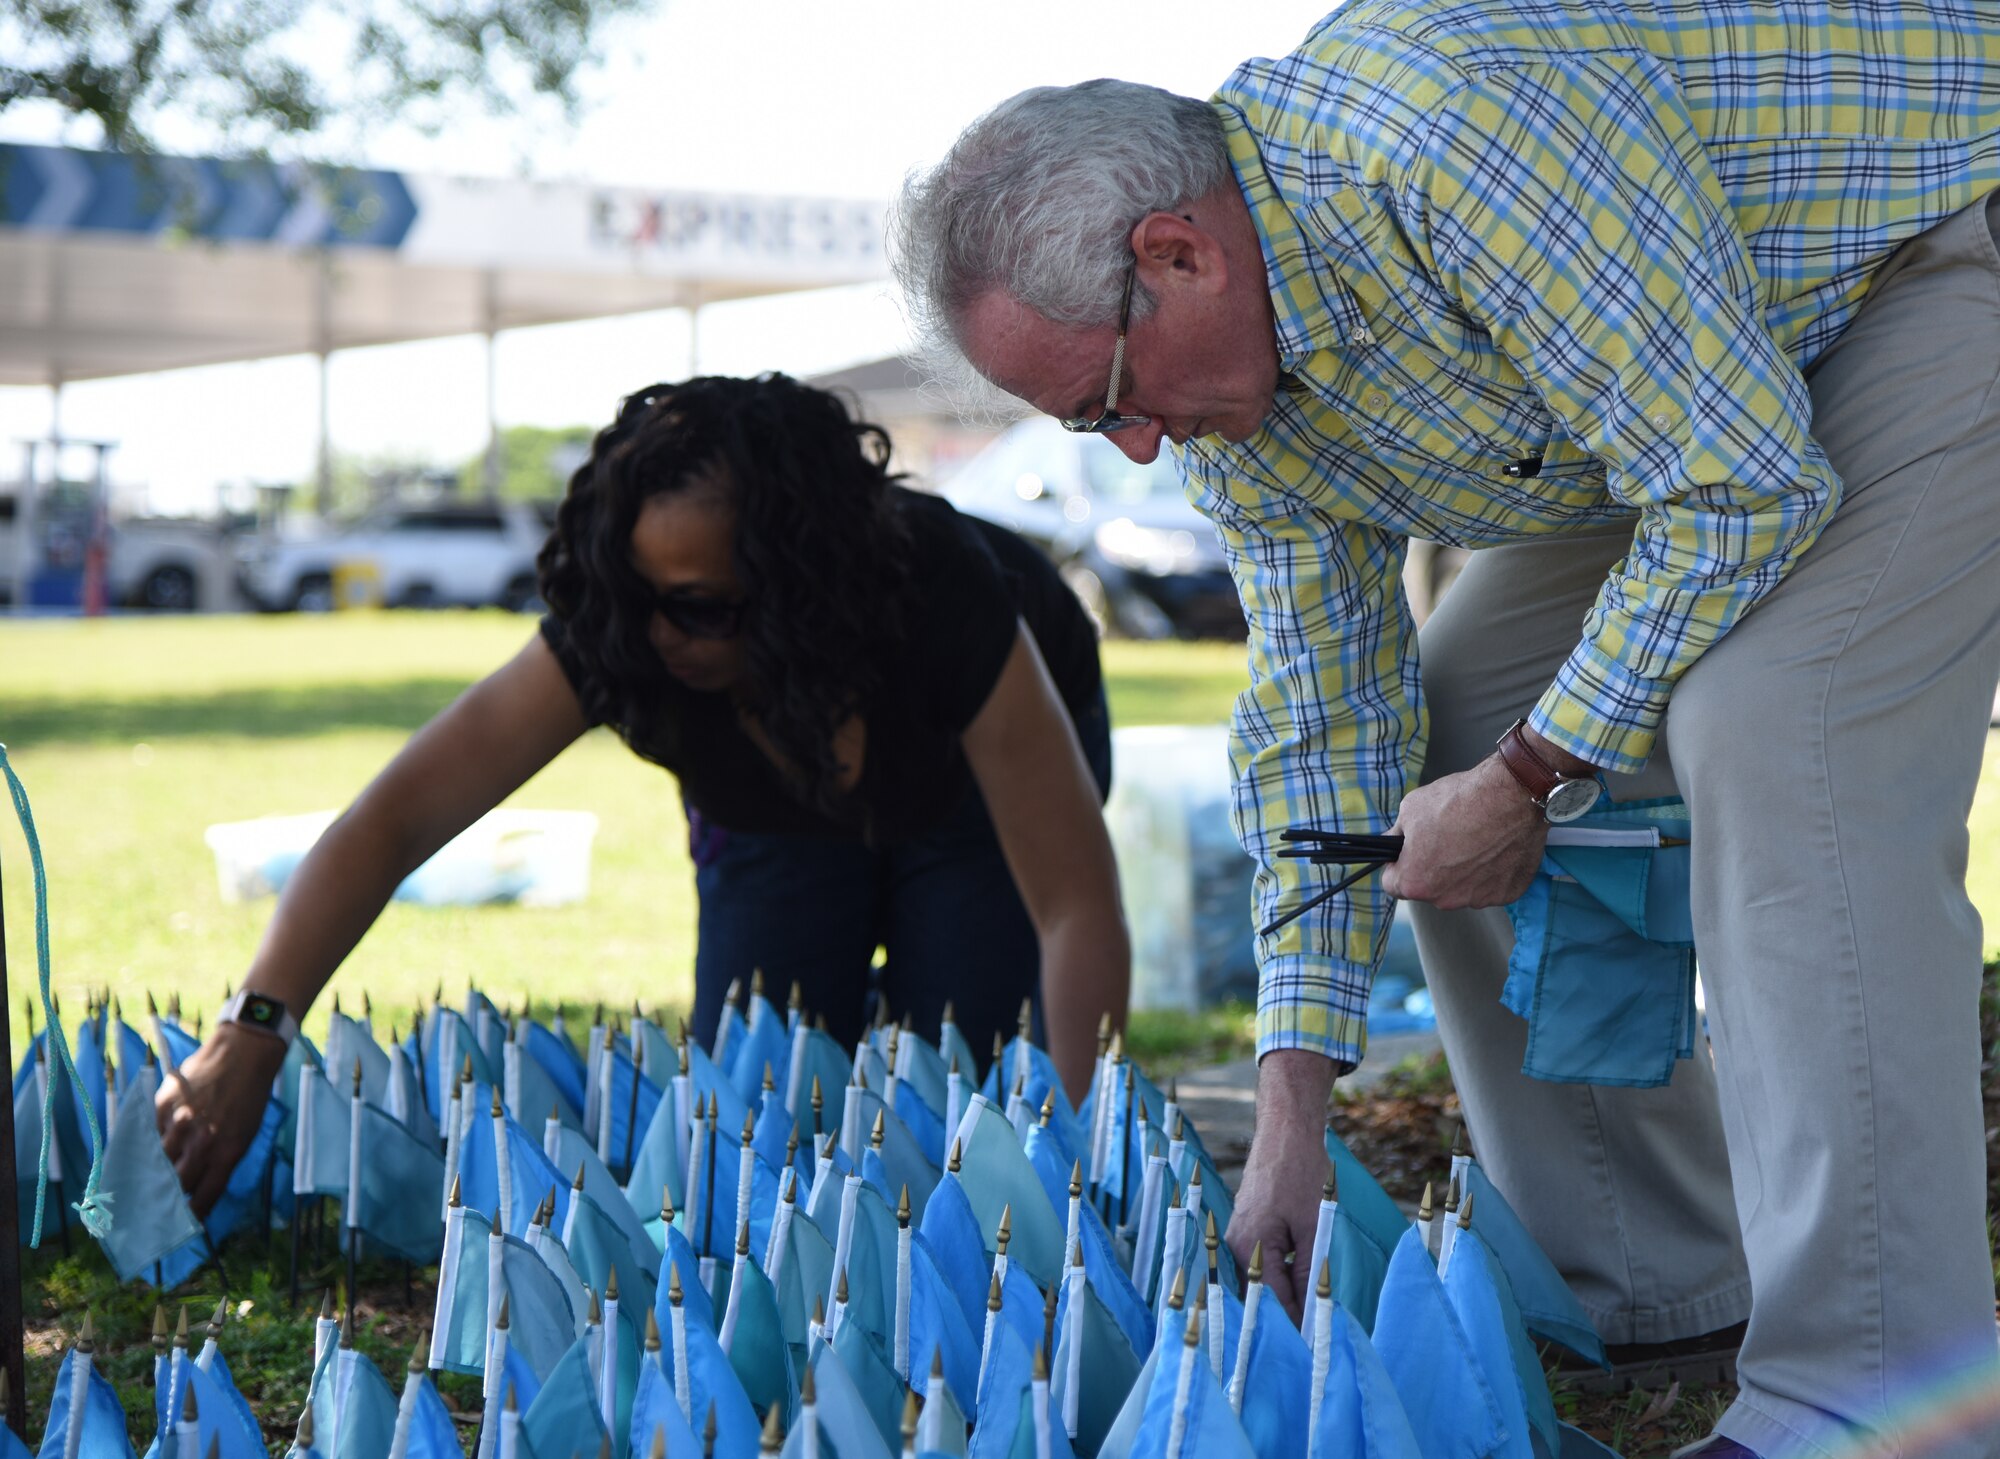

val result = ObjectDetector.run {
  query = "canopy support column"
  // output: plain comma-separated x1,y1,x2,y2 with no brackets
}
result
314,251,334,518
482,270,501,502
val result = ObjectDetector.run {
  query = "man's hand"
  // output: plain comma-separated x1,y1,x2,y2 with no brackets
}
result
1380,752,1549,909
1226,1049,1337,1323
155,1023,289,1218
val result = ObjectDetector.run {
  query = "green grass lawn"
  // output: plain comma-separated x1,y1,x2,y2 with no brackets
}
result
0,614,1252,1053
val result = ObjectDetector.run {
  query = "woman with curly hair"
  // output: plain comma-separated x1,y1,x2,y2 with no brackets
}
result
156,374,1129,1213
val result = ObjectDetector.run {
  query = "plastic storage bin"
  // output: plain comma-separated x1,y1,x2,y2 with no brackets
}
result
204,808,599,907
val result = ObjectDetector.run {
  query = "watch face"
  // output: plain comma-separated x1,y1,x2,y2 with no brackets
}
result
1543,777,1602,824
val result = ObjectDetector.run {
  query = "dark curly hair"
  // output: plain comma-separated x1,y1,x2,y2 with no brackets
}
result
538,373,914,820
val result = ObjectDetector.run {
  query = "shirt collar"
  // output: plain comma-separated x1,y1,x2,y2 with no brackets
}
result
1213,101,1366,370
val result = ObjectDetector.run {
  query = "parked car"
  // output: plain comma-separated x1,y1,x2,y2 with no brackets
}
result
0,493,226,611
236,501,556,612
939,419,1244,639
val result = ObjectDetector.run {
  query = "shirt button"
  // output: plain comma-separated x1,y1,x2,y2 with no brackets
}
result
1649,409,1673,432
1365,390,1389,413
1350,326,1373,346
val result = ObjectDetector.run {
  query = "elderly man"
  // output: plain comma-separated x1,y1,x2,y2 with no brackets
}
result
893,5,2000,1455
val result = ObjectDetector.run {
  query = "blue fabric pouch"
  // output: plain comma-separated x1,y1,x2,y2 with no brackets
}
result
1502,798,1696,1087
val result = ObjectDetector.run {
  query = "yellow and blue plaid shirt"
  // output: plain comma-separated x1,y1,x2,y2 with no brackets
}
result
1186,0,2000,1065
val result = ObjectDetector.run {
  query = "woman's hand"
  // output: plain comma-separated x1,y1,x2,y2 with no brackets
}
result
155,1023,290,1217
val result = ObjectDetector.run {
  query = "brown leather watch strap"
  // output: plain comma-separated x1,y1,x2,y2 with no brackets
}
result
1495,717,1561,806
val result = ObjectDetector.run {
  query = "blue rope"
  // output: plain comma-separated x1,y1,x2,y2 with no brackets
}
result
0,742,106,1245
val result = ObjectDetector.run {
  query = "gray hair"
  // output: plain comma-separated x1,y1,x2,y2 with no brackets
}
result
890,79,1232,406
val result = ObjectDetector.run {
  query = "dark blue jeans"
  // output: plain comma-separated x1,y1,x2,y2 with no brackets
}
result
689,689,1112,1061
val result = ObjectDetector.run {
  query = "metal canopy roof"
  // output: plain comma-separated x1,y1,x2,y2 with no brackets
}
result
0,143,890,386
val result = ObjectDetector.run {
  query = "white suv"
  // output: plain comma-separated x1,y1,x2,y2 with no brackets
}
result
237,502,556,612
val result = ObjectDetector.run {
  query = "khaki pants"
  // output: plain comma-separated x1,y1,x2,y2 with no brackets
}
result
1409,191,2000,1457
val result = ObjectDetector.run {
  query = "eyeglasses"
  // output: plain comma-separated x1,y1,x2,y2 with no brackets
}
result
651,591,747,640
1059,259,1153,435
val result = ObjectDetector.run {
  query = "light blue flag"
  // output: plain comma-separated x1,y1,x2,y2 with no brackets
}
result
892,1028,951,1119
769,1203,835,1362
1322,1127,1410,1275
1049,1270,1143,1458
176,1362,262,1459
350,1103,446,1264
37,1349,137,1459
564,1186,660,1314
432,1206,496,1375
654,1236,719,1336
199,1348,271,1459
504,1231,587,1383
984,1038,1087,1158
1370,1228,1507,1459
292,1066,351,1201
89,1062,208,1284
495,1338,545,1417
787,1341,893,1459
847,1087,939,1222
1332,1204,1393,1335
951,1098,1064,1287
314,1348,400,1459
324,1012,391,1106
1020,1123,1073,1228
626,1081,688,1223
1227,1289,1313,1459
1166,1144,1234,1244
964,1315,1046,1459
813,1175,899,1346
204,1095,283,1250
1128,1317,1253,1459
1069,1193,1153,1360
908,1231,982,1415
397,1370,465,1459
780,1026,852,1135
519,1339,607,1459
727,997,790,1107
423,1009,500,1121
712,1002,747,1073
1309,1303,1422,1459
920,1171,993,1340
657,1294,760,1459
523,1021,589,1125
507,1034,582,1134
890,1079,948,1170
596,1042,664,1179
1,1416,27,1459
627,1356,704,1459
1087,1307,1170,1459
1460,1162,1606,1366
992,1257,1048,1357
832,1316,907,1452
1444,1227,1556,1459
458,1092,570,1239
547,1126,657,1273
685,1041,752,1146
721,1253,796,1417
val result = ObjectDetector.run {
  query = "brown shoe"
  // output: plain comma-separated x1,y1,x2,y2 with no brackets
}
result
1552,1319,1746,1394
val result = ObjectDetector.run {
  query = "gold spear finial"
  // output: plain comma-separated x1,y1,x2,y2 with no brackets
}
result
737,1219,751,1258
679,1040,690,1077
645,1307,662,1352
408,1332,428,1373
704,1403,718,1459
77,1312,96,1354
996,1204,1012,1257
363,991,372,1021
870,1110,885,1151
812,1296,825,1329
750,969,765,1000
1042,1282,1058,1356
181,1375,199,1423
489,1085,502,1118
175,1304,190,1348
496,1293,511,1331
931,1347,944,1383
836,1269,850,1307
1321,1169,1336,1203
339,1306,354,1350
987,1271,1003,1313
661,1186,675,1224
693,1092,706,1122
208,1297,228,1343
942,999,956,1026
1168,1268,1186,1311
1071,1238,1083,1270
1096,1011,1111,1056
948,1138,962,1175
460,1053,474,1085
900,1388,920,1447
723,978,742,1009
652,1425,668,1459
788,981,803,1013
1249,1240,1265,1283
1173,1111,1185,1143
1418,1181,1434,1224
295,1405,314,1448
606,1266,620,1303
668,1263,684,1307
1069,1160,1082,1200
1444,1175,1460,1214
801,1365,817,1406
1317,1257,1333,1301
762,1062,775,1094
759,1402,784,1454
742,1110,756,1145
332,992,342,1018
1452,1123,1468,1158
814,1013,827,1033
1018,997,1032,1040
586,1288,601,1326
1458,1189,1476,1230
1039,1092,1054,1127
573,1160,588,1193
1167,1181,1182,1211
991,1030,1005,1068
1034,1341,1049,1382
811,1077,823,1120
787,1125,800,1166
1205,1210,1220,1265
151,1303,168,1352
1184,1304,1203,1350
897,1185,911,1228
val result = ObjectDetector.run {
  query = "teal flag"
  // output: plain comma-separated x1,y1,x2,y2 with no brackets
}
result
89,1063,207,1284
1049,1270,1143,1458
627,1356,703,1459
1459,1162,1606,1366
519,1339,607,1459
36,1349,137,1459
351,1103,446,1263
721,1255,796,1418
950,1098,1064,1287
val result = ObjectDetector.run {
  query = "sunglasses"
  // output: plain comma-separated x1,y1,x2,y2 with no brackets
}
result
651,591,746,640
1059,258,1153,435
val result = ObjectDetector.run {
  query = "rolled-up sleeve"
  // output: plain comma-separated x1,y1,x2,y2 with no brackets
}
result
1181,426,1425,1068
1416,55,1840,772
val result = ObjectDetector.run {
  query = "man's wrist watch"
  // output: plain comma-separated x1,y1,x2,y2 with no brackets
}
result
216,991,299,1049
1495,718,1602,824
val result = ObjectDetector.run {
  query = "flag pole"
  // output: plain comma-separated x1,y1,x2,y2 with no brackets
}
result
0,855,27,1441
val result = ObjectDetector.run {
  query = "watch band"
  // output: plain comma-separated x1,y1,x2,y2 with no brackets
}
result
217,991,299,1048
1496,718,1565,805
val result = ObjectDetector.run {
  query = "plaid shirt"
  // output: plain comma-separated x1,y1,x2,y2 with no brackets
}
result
1186,0,2000,1066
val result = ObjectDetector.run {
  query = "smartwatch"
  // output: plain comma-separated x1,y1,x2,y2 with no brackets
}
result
1496,718,1603,824
217,991,299,1049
